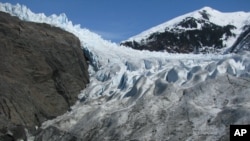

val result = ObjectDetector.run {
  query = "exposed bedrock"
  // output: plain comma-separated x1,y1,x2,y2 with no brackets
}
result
0,12,89,140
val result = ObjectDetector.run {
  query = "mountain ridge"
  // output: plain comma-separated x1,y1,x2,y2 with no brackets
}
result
121,6,250,53
124,6,250,42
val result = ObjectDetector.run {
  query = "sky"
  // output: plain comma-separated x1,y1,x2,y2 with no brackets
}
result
1,0,250,43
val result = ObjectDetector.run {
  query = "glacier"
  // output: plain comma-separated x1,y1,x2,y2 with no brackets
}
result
1,3,250,141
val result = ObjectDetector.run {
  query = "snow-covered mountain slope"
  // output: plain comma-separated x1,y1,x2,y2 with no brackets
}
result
1,3,250,141
121,7,250,53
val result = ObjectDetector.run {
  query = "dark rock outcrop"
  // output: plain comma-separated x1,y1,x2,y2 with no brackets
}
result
0,11,89,139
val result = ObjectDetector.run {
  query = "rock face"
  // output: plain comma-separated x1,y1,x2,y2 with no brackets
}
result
0,12,89,140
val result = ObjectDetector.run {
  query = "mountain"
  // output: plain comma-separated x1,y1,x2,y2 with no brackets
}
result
0,10,89,141
121,7,250,54
1,3,250,141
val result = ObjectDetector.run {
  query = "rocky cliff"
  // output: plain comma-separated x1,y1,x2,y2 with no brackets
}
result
0,12,89,140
